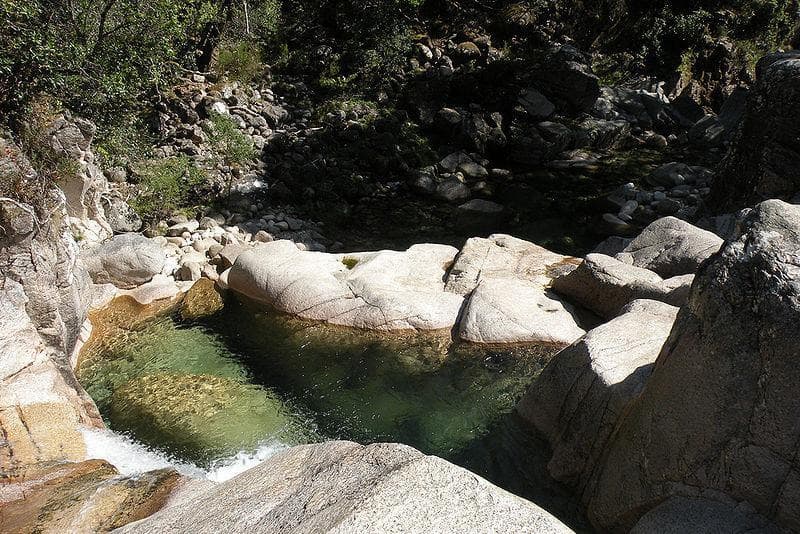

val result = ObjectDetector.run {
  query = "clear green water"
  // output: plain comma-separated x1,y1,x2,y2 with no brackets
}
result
78,294,589,530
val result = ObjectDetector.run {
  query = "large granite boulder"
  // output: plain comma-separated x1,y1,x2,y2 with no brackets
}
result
118,441,574,533
445,234,578,296
709,51,800,212
229,240,464,331
551,253,690,319
517,300,678,488
459,278,585,345
585,200,800,531
82,233,165,289
446,235,584,344
616,217,723,277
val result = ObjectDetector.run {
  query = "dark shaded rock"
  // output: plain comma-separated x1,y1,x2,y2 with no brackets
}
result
709,52,800,212
586,200,800,531
631,496,781,534
533,46,600,114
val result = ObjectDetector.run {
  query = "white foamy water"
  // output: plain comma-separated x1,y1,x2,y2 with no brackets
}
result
81,427,288,482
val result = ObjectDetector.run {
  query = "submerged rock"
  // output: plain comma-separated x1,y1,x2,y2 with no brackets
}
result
586,200,800,531
180,278,225,320
109,374,294,462
117,441,574,533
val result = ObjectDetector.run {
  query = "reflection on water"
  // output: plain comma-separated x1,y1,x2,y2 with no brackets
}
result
77,294,589,530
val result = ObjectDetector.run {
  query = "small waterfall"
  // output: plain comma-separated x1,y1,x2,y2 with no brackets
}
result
81,428,287,482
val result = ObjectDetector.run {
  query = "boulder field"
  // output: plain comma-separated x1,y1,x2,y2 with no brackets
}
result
7,115,800,531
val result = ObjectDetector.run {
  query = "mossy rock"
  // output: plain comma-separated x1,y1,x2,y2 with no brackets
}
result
109,374,297,463
180,278,225,321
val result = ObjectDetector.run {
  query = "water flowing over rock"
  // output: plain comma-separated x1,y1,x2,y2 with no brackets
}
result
117,441,574,534
517,299,678,488
584,200,800,531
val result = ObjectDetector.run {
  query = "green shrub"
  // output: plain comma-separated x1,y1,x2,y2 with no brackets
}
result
216,41,265,84
129,156,207,220
206,113,256,167
95,115,154,168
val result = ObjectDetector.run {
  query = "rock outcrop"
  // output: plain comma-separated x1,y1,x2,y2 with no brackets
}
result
709,51,800,212
0,459,180,532
584,200,800,531
1,136,178,533
517,299,679,490
551,253,691,319
0,148,102,471
118,441,574,534
229,240,464,331
43,114,115,244
615,216,723,277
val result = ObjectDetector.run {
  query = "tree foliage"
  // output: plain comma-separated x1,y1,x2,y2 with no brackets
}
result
0,0,238,125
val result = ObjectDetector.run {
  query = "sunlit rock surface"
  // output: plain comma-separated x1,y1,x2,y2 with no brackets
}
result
118,441,574,534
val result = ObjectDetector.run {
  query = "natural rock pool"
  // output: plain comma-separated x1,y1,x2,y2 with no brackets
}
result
77,291,587,527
